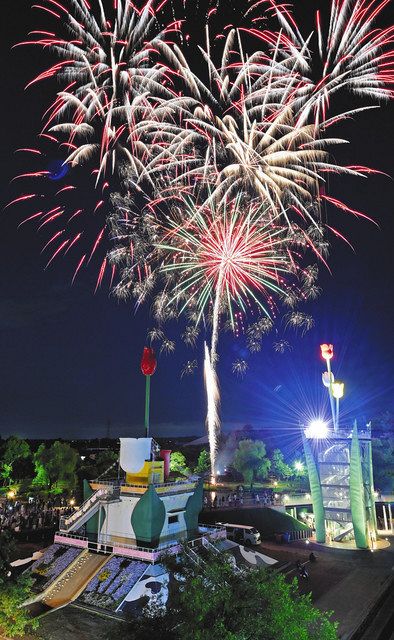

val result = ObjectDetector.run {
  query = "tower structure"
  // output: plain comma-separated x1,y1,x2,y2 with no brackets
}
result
303,421,377,548
302,344,377,549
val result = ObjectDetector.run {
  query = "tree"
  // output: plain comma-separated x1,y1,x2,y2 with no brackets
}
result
372,411,394,434
131,550,338,640
194,450,210,474
232,439,271,486
372,437,394,492
0,531,39,637
169,451,189,476
0,437,31,485
369,412,394,491
33,441,79,494
0,574,39,639
271,449,293,480
0,532,16,578
78,449,119,482
32,444,50,487
0,463,13,486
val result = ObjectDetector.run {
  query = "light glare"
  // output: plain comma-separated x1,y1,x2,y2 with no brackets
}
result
305,419,329,439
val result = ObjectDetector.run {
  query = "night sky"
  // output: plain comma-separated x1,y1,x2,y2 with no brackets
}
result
0,0,393,442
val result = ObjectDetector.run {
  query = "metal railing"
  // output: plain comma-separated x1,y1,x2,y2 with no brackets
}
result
55,524,226,562
90,478,198,496
289,528,313,541
59,486,120,531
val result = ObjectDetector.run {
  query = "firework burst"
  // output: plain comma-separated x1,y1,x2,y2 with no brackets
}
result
11,0,183,285
155,192,295,471
260,0,394,126
232,359,249,377
158,194,291,333
10,0,394,477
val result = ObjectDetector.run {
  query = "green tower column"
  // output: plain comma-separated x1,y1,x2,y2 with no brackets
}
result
366,440,378,533
302,434,326,543
350,422,368,549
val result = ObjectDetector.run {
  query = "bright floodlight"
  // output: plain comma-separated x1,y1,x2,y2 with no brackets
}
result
294,461,304,472
305,419,329,439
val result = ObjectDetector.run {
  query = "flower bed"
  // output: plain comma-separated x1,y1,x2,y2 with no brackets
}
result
29,544,82,590
79,556,147,610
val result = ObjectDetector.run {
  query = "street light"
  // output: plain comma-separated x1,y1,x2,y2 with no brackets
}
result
294,461,304,473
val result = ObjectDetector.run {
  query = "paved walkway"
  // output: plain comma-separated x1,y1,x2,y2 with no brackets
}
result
259,535,394,639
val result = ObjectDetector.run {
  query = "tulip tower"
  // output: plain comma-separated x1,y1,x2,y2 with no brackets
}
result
140,347,157,437
302,344,377,549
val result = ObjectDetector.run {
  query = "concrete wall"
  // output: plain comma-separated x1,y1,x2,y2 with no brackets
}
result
97,490,195,543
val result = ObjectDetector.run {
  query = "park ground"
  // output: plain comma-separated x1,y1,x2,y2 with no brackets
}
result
16,531,393,640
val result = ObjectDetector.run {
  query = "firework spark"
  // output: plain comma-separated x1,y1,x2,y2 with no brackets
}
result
158,194,290,332
273,339,292,354
232,359,249,377
181,359,198,377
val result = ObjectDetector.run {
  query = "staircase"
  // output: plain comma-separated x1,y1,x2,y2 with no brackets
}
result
59,485,120,533
184,546,205,567
333,525,354,542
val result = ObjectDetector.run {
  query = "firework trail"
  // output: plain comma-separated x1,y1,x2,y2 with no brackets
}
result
204,341,220,476
16,0,178,173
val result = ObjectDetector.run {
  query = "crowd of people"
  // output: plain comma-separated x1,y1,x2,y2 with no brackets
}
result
0,498,71,534
204,487,280,510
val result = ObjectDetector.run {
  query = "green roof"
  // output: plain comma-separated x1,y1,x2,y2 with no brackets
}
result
201,507,309,538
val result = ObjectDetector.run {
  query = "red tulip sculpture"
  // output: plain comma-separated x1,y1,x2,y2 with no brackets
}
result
320,344,334,361
141,347,157,437
320,343,337,431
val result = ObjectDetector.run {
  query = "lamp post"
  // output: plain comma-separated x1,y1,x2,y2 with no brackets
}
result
140,347,157,438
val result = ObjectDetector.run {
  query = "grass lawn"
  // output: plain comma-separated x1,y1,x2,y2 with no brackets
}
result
200,506,309,538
